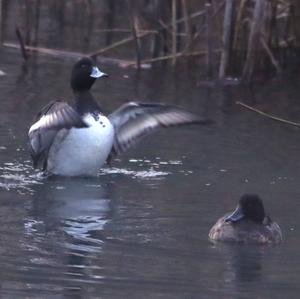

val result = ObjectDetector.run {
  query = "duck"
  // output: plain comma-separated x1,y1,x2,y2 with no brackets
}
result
28,57,212,176
209,194,282,244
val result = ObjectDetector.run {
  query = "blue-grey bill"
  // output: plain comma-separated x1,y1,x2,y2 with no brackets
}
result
225,206,245,223
90,66,108,78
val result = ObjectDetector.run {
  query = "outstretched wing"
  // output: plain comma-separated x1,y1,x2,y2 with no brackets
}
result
108,101,212,157
28,101,87,169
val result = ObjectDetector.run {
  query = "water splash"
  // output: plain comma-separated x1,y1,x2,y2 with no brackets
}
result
101,157,194,179
100,167,169,179
0,161,43,194
0,157,191,193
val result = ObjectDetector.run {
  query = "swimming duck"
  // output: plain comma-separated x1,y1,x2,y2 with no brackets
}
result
209,194,282,244
28,57,211,176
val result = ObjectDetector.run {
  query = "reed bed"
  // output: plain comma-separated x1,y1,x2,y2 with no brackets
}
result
0,0,299,81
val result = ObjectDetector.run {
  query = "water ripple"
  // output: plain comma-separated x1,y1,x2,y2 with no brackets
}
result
0,157,191,194
100,167,170,179
0,161,43,194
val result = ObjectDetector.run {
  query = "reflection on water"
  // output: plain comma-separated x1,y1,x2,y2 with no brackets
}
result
27,178,111,248
211,242,276,297
0,49,300,298
19,177,113,297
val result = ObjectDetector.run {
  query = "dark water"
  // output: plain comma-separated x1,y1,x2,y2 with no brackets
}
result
0,49,300,298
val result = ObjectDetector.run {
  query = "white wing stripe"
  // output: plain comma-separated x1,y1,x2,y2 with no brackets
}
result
29,116,47,134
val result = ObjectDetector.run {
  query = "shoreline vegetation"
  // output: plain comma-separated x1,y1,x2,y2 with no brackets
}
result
0,0,299,82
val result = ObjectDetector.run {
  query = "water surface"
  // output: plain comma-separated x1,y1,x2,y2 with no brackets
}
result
0,49,300,298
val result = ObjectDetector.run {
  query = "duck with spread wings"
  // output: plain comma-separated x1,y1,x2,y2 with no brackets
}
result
28,57,212,176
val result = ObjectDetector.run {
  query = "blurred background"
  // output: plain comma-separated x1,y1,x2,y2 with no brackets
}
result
1,0,300,80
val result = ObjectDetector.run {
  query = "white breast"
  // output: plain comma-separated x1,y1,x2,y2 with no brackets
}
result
48,114,114,176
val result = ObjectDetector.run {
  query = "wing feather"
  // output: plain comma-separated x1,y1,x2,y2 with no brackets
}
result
108,102,212,157
28,101,87,169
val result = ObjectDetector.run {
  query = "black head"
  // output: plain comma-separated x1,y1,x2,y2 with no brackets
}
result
71,57,108,92
225,194,266,224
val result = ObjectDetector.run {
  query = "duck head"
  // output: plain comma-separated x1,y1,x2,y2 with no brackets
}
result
225,194,266,224
71,57,108,92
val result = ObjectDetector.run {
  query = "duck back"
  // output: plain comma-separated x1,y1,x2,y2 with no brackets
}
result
209,215,282,244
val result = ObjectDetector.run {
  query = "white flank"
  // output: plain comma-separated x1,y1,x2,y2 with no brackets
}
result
47,114,114,176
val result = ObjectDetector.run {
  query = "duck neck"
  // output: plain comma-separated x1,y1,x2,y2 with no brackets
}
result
73,90,102,115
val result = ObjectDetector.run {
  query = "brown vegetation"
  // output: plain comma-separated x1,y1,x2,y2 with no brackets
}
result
0,0,299,81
